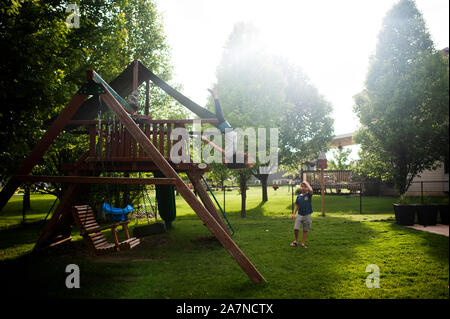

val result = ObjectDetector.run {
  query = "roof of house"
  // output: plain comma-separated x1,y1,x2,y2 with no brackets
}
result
330,132,355,148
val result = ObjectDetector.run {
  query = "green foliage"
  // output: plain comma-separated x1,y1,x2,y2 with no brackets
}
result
210,23,289,129
276,59,334,171
208,22,333,206
0,0,72,181
209,22,289,208
353,0,449,195
209,23,334,171
327,147,355,171
0,1,177,196
207,163,231,188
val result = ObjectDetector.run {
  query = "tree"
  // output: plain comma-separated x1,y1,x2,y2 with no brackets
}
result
209,22,334,210
230,168,253,218
277,59,334,173
0,0,176,209
328,147,355,171
208,22,289,212
353,0,449,195
208,163,230,190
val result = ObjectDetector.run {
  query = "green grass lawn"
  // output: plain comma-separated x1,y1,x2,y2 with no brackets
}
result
0,186,448,299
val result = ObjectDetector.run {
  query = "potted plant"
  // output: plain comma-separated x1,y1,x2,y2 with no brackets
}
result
392,195,416,226
415,203,438,226
272,184,279,191
414,196,445,226
436,203,449,225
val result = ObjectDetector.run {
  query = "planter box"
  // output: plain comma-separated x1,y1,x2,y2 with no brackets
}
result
436,204,449,225
415,204,438,226
393,204,416,226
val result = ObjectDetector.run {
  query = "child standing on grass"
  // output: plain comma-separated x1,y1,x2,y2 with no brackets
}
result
290,181,314,248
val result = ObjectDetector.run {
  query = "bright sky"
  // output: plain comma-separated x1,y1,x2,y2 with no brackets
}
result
154,0,449,162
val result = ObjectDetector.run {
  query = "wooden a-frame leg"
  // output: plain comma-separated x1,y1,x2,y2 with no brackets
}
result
186,171,231,236
34,184,81,251
0,94,88,213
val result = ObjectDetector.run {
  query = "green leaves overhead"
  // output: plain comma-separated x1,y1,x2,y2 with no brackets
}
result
353,0,449,195
0,0,175,185
209,22,334,171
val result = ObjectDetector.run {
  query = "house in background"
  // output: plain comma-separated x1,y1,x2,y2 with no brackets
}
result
406,161,449,196
250,129,448,196
330,132,448,196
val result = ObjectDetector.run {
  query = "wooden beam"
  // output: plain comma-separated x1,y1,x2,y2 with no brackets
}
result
187,171,231,236
67,118,219,126
48,236,72,248
0,94,88,213
14,175,177,185
133,59,139,92
60,161,210,173
100,88,265,284
145,80,150,117
34,184,81,250
138,63,218,120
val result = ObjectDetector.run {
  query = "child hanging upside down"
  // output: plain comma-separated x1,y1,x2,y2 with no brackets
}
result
290,181,314,248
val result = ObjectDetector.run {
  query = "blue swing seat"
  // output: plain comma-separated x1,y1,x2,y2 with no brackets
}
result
102,203,134,222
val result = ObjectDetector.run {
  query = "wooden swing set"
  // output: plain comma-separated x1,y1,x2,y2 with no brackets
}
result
0,60,265,283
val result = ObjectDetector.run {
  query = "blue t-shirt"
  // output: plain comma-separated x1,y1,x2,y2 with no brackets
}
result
296,192,313,216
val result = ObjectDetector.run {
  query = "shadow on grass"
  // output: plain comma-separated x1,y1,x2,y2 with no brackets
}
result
1,208,447,298
387,222,449,263
0,221,46,250
245,201,267,217
213,213,377,298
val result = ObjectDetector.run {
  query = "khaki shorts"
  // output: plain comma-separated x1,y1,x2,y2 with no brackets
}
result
294,214,312,231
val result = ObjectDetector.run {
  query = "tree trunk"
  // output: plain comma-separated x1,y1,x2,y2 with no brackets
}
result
241,186,246,218
23,185,31,211
261,174,268,202
253,173,269,202
239,172,247,218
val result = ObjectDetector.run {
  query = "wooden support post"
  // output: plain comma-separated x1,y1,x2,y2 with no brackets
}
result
123,223,130,239
166,123,172,158
120,124,126,156
0,94,88,213
145,80,150,117
152,123,158,145
112,226,120,250
34,184,81,250
100,89,265,284
187,171,231,236
89,125,97,170
321,168,325,217
133,59,139,92
159,123,164,156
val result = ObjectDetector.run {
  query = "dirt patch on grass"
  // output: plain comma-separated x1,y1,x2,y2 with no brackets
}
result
136,236,168,249
190,235,221,247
